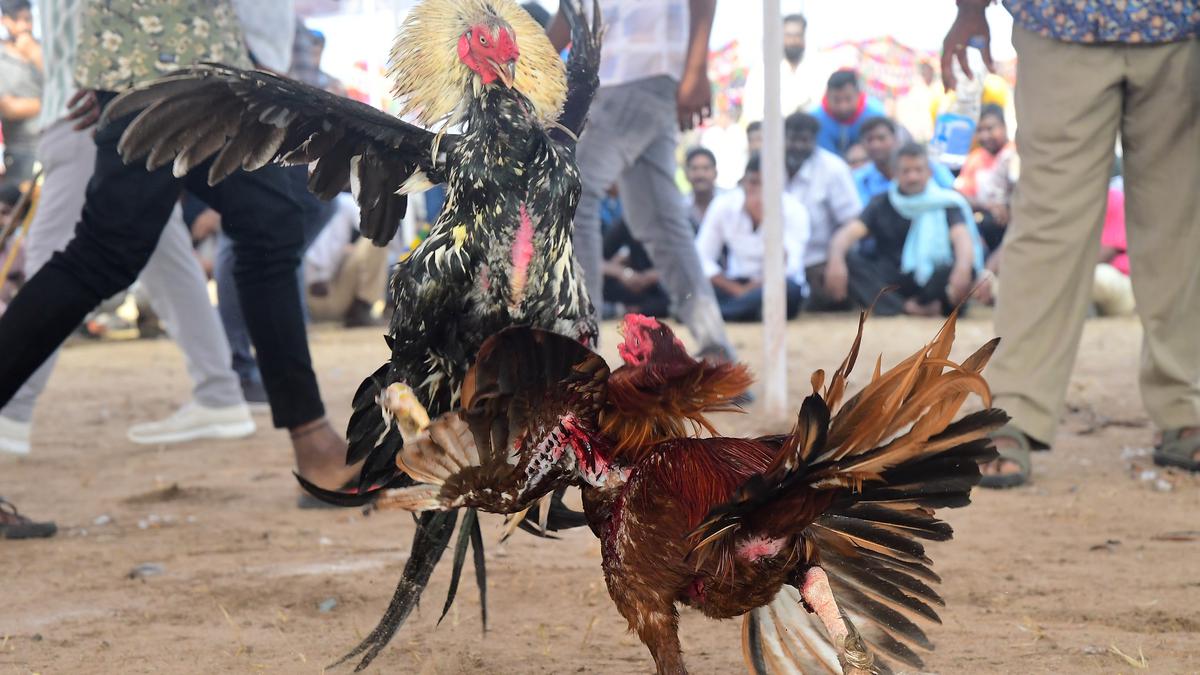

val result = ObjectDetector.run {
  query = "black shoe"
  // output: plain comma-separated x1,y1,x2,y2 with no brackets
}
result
343,299,382,328
0,497,57,540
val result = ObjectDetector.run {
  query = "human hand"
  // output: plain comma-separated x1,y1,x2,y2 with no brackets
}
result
190,208,222,242
988,202,1009,226
67,90,101,131
12,32,38,60
941,1,995,90
676,70,712,131
975,273,995,305
824,258,849,302
947,265,973,305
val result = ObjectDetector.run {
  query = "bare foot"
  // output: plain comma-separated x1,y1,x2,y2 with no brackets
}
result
291,418,362,490
902,298,941,317
980,433,1026,479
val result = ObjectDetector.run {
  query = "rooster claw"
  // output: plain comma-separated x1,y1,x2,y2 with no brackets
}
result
838,613,877,675
380,382,431,440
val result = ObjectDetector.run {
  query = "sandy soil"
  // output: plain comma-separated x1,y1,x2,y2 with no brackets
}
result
2,315,1198,674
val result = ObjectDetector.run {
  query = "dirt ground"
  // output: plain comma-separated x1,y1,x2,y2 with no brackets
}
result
2,314,1198,674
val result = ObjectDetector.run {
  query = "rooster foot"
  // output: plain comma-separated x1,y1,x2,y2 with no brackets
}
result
380,382,431,441
799,566,878,675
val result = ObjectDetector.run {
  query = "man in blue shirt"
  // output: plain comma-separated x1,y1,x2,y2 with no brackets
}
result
944,0,1200,486
854,116,955,205
811,69,886,158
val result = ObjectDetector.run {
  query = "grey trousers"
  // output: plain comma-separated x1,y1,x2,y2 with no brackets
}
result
574,76,733,355
0,120,243,423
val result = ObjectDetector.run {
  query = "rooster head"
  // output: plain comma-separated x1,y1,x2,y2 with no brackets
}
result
457,20,520,88
617,314,690,368
388,0,567,127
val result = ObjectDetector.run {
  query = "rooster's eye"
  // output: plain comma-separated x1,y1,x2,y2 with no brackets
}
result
479,34,489,46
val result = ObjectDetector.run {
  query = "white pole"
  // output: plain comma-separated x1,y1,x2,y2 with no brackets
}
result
760,0,788,419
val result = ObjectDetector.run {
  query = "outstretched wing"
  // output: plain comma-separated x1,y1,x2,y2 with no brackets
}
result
375,326,610,515
551,0,604,145
101,64,454,245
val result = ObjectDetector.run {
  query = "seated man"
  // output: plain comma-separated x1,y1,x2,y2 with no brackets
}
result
601,187,670,319
304,192,390,327
825,143,982,317
746,120,763,156
696,154,810,322
812,69,886,158
784,111,861,312
855,116,955,205
682,146,722,230
844,142,869,171
955,104,1017,253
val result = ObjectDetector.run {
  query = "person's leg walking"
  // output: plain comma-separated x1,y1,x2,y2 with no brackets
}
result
188,165,322,429
572,85,648,328
616,77,734,356
0,121,95,431
0,105,182,406
214,233,261,385
986,28,1124,446
1120,38,1200,435
138,206,245,411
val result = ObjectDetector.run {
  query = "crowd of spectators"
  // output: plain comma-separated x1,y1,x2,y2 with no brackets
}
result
591,11,1130,327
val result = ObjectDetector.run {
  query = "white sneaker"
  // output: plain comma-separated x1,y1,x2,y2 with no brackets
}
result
127,401,256,445
0,415,31,455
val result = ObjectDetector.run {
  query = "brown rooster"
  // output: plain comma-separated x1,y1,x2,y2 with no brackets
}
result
379,313,1005,674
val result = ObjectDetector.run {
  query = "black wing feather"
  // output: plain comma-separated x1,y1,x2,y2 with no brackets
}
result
103,64,452,245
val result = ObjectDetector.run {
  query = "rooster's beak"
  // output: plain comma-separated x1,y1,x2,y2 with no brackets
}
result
490,59,517,88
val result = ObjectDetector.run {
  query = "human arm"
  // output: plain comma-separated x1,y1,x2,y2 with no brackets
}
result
0,95,39,121
13,33,42,73
677,0,717,131
947,220,975,304
695,196,751,296
823,219,870,302
941,0,996,90
547,8,570,52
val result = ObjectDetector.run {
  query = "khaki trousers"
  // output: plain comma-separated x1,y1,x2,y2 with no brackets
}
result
988,27,1200,444
306,239,389,322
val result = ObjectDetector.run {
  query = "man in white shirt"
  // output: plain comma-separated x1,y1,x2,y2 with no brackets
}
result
696,154,810,322
784,111,862,311
549,0,736,361
741,14,822,126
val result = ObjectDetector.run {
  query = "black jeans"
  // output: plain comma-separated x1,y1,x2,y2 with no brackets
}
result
0,93,324,428
847,249,962,317
713,279,805,322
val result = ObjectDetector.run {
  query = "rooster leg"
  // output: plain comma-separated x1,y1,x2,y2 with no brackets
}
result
799,566,875,675
630,604,687,675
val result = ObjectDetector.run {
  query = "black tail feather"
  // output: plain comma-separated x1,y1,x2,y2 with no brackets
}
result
331,510,458,672
437,508,476,626
470,511,488,631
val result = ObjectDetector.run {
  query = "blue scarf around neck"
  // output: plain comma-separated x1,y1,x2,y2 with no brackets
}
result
888,181,983,285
